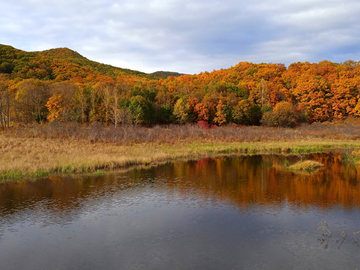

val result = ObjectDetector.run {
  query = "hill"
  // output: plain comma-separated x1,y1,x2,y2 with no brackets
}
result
151,71,185,78
0,44,158,80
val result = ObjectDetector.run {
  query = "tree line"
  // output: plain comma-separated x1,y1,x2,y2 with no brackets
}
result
1,44,360,129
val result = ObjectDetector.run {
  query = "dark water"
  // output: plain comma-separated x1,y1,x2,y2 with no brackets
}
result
1,153,360,270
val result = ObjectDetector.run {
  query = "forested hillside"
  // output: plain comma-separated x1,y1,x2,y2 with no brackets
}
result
1,43,360,128
0,44,157,80
151,71,185,78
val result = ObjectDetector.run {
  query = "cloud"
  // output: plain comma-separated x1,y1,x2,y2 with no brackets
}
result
1,0,360,74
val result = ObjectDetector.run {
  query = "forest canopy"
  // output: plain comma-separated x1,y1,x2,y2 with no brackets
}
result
1,43,360,128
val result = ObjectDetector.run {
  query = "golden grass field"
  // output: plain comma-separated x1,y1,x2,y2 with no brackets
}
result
2,124,360,181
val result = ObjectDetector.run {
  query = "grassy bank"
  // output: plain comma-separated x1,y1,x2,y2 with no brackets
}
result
2,129,360,181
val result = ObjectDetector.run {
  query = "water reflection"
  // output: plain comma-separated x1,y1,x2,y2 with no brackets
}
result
162,153,360,209
2,153,359,216
0,153,360,270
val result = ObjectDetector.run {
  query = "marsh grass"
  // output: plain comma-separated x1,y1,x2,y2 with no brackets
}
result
1,132,359,181
2,122,360,181
288,160,324,172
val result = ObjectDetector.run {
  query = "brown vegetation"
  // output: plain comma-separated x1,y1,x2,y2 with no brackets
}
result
1,123,360,180
8,122,360,145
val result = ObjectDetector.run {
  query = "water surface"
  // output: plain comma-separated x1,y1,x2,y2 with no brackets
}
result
1,153,360,269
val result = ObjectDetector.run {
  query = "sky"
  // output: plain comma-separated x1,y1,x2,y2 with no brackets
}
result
1,0,360,74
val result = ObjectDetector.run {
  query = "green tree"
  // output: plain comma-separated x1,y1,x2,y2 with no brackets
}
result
128,95,155,125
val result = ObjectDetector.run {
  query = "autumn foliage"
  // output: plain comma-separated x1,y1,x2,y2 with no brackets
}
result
2,44,360,129
261,101,298,127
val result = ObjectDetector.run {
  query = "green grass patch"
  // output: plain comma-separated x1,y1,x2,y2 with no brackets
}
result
32,170,51,178
0,171,24,181
94,170,104,176
0,170,51,182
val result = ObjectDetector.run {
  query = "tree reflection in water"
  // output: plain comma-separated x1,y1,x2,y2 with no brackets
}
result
1,152,360,218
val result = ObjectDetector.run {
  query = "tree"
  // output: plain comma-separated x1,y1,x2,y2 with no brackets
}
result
186,96,198,122
46,94,64,122
258,79,269,108
194,102,209,122
0,75,12,128
128,95,155,125
111,86,120,127
73,85,88,123
261,101,298,127
232,99,261,125
214,100,227,126
292,73,331,122
330,77,359,118
173,98,189,124
12,79,49,125
89,85,99,123
157,102,174,124
96,82,114,123
48,81,76,122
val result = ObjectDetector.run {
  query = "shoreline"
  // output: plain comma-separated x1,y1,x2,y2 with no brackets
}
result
1,134,360,181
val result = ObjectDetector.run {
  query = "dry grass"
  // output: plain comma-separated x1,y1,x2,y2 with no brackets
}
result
2,122,360,180
288,160,324,172
9,122,360,145
1,134,360,181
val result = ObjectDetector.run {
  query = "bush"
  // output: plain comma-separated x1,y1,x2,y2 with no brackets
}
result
261,101,298,127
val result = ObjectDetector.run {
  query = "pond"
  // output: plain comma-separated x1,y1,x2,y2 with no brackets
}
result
1,153,360,269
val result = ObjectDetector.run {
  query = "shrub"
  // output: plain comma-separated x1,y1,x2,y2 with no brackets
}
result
261,101,298,127
197,121,216,130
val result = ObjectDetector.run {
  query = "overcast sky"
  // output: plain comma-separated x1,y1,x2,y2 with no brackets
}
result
1,0,360,74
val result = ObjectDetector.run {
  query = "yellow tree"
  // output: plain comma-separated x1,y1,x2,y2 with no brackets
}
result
48,81,76,122
46,94,64,122
214,100,226,126
173,98,189,124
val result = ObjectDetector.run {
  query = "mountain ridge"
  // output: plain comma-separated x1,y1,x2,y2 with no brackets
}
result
0,44,162,80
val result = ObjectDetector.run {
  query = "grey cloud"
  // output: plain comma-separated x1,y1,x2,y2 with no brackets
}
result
1,0,360,73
